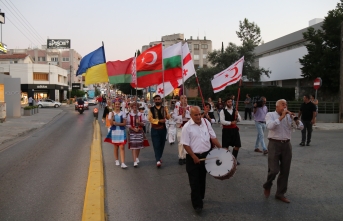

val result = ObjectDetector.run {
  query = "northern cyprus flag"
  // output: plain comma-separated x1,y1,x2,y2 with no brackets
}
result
156,43,196,97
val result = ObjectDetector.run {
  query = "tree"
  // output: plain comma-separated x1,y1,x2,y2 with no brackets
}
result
221,42,224,53
299,1,343,92
188,18,270,96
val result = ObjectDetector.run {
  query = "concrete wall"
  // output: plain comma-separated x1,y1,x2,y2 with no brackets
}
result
4,77,21,118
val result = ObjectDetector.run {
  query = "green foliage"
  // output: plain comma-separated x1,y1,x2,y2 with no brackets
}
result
116,83,142,96
299,1,343,92
71,90,85,98
94,87,101,97
24,106,33,110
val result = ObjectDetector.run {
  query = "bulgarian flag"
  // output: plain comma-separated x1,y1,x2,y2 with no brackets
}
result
133,42,182,88
107,57,134,84
156,43,196,97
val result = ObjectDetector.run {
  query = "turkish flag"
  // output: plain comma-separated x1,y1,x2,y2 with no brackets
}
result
211,57,244,93
136,44,163,72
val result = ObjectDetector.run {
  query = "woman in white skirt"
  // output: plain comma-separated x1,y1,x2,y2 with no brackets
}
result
104,99,128,169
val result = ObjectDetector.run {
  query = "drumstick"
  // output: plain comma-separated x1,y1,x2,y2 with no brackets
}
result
199,157,219,161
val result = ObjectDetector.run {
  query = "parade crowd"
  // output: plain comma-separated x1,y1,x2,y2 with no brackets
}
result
98,93,317,213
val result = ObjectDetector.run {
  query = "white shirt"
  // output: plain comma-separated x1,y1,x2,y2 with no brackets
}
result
181,118,216,154
173,104,191,122
266,111,304,140
220,106,242,125
108,111,125,120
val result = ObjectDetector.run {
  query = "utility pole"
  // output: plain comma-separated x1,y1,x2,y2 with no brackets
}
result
340,22,343,123
69,65,72,99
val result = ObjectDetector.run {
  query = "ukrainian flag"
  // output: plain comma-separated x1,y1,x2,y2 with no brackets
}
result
76,46,108,85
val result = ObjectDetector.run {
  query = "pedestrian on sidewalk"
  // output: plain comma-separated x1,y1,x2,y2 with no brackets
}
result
148,95,170,167
298,95,316,146
127,102,148,168
253,96,268,155
220,97,242,165
244,94,253,120
180,106,222,213
173,95,191,165
207,97,216,123
263,99,303,203
28,96,33,106
104,98,128,169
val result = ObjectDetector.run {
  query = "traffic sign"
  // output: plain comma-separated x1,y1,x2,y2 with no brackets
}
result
313,77,322,90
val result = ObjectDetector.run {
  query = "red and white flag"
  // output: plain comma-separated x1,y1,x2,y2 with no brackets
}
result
131,57,137,85
156,43,196,97
211,56,244,93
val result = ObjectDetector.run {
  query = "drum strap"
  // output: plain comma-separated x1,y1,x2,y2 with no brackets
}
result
203,119,215,149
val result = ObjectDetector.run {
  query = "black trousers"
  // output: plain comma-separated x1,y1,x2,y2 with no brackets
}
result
301,121,313,144
244,107,252,120
186,152,209,209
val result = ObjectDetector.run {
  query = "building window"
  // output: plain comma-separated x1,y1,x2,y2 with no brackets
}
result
51,57,58,62
203,54,207,59
62,57,70,62
201,44,208,49
188,43,192,50
38,57,46,61
33,73,48,81
194,55,199,60
194,44,199,50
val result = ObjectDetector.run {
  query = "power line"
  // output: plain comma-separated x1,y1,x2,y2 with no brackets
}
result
4,0,45,43
0,0,44,46
5,16,38,47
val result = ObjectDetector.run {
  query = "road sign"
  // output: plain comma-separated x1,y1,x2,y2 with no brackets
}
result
313,77,322,90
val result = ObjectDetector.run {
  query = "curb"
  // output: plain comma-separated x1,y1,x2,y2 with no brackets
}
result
82,120,105,221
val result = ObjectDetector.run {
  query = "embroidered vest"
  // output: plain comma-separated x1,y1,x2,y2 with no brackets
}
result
150,106,166,129
129,114,142,129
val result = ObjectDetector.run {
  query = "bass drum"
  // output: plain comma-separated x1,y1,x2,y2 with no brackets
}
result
205,148,237,180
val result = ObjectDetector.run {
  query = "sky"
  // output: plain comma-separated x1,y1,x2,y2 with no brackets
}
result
0,0,340,61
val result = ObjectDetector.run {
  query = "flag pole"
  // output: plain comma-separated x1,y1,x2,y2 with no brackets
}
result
102,41,110,99
235,79,242,112
194,72,205,109
134,52,138,111
162,43,165,113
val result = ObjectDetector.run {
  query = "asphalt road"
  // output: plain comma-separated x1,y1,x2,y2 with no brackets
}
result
0,106,93,221
101,118,343,221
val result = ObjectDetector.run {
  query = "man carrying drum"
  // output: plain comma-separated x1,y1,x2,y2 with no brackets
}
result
180,106,222,213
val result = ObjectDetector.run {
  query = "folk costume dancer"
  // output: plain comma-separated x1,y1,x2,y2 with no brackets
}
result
219,97,242,165
173,95,191,165
148,95,170,168
127,103,146,167
167,113,177,145
263,99,303,203
104,99,128,169
180,106,222,213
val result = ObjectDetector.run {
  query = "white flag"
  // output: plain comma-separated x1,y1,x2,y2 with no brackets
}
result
156,43,196,98
211,56,244,93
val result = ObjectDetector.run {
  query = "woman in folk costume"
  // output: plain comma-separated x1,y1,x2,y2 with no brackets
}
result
104,98,128,169
102,100,113,132
168,112,177,145
126,102,148,167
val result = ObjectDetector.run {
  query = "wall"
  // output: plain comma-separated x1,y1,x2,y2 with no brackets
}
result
260,46,307,82
4,77,21,117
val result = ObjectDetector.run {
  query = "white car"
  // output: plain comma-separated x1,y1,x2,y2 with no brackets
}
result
37,99,61,108
87,97,98,105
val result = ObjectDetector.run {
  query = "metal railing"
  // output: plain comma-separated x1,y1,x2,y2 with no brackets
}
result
187,100,339,114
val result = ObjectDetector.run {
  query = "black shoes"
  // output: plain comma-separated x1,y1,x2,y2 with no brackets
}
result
183,159,186,164
178,159,183,165
306,142,310,146
299,142,305,146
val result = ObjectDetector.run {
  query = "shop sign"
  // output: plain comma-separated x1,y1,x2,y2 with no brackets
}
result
47,39,71,49
72,83,81,89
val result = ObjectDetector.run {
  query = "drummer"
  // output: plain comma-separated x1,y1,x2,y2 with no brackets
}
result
180,106,222,213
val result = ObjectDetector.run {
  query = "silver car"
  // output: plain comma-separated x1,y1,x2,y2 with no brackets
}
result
37,99,61,108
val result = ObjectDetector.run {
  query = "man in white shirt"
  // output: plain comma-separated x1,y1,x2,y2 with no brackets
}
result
181,106,222,213
263,99,303,203
220,97,242,165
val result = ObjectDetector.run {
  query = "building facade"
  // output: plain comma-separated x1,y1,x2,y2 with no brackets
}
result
254,19,323,99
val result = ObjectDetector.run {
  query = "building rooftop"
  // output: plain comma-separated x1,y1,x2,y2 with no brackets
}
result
0,54,29,60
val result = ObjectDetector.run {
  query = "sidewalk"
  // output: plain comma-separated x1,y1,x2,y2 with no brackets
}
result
0,108,65,145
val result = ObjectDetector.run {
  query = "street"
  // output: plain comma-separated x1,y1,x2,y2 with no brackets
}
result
0,108,342,221
0,107,92,221
101,115,343,221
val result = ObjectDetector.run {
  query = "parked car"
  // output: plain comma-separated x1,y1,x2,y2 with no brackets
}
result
37,99,62,108
87,97,98,106
74,97,89,110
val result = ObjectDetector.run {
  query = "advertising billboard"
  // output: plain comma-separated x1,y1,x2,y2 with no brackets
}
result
0,42,7,54
47,39,71,49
